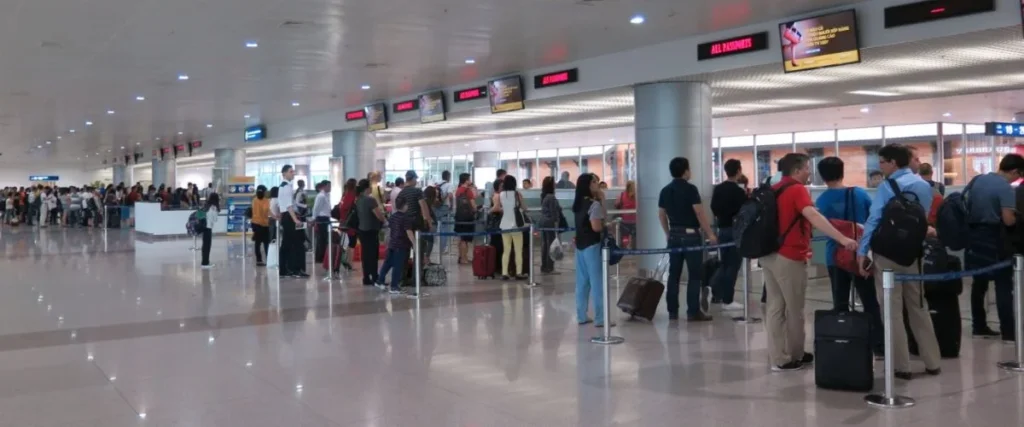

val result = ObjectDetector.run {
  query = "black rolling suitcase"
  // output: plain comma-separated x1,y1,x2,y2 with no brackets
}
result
814,309,873,391
617,255,668,321
908,293,962,359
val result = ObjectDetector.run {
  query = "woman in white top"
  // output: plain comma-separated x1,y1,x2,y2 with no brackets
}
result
492,175,528,280
39,189,56,228
200,193,220,269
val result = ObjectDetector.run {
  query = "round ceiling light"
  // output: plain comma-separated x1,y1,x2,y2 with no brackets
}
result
630,15,645,25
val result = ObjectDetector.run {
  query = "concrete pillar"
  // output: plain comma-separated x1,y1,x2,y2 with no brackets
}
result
332,130,376,182
634,82,713,271
329,157,344,206
112,165,128,186
213,148,246,196
151,159,177,188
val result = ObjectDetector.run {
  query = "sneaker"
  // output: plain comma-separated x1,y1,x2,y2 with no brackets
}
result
687,312,713,322
800,352,814,365
389,289,402,295
973,327,1001,339
594,322,616,328
501,275,510,281
699,286,711,314
721,302,744,311
924,367,941,376
710,297,723,304
374,283,386,290
894,371,913,381
200,264,214,270
578,319,593,325
668,313,679,321
256,262,266,267
771,361,804,372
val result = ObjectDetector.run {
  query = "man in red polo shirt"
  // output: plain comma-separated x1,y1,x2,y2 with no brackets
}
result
763,153,858,372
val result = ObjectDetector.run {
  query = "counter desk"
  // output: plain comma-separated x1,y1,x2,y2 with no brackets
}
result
134,202,228,237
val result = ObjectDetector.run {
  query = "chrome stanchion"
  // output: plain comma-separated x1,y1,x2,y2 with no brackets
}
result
526,224,538,287
733,258,761,324
324,223,334,282
612,218,622,281
998,255,1024,372
591,247,624,345
865,269,915,409
310,220,317,273
410,230,423,299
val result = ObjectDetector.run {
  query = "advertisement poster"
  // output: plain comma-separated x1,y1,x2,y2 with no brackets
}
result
488,76,524,113
365,103,388,131
225,176,255,235
779,10,860,73
418,91,446,123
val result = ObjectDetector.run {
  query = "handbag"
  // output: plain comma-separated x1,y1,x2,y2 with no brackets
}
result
266,241,280,268
344,207,359,230
832,188,863,273
604,233,623,266
513,192,527,228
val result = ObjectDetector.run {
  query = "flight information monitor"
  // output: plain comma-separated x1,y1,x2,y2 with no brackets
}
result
779,9,861,73
418,91,446,123
365,103,388,131
985,122,1024,137
488,76,525,113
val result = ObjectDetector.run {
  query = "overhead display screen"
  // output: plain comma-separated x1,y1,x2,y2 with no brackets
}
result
697,32,769,60
29,175,59,182
393,99,418,114
533,69,578,89
488,76,524,113
884,0,995,28
365,103,388,131
779,10,860,73
345,109,366,121
985,122,1024,137
244,125,266,142
454,86,487,103
418,91,446,123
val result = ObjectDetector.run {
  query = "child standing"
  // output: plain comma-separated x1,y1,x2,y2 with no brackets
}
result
376,197,415,294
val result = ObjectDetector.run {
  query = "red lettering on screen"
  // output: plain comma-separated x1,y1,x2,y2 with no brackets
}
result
710,37,754,56
395,101,416,112
345,110,365,120
162,147,172,153
930,7,946,14
190,140,202,148
458,89,481,100
541,72,570,86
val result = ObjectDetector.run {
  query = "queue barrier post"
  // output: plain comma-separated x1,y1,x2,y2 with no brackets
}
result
998,254,1024,372
865,269,915,409
612,218,622,281
275,218,281,276
732,257,761,324
526,223,538,287
324,222,334,282
410,230,423,299
591,247,624,345
310,220,317,273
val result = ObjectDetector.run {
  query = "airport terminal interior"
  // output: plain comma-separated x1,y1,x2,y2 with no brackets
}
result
2,0,1024,425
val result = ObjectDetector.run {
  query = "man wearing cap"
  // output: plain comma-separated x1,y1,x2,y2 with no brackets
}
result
395,170,434,263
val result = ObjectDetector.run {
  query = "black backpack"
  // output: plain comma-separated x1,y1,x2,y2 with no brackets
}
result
733,180,798,259
455,190,474,222
869,179,929,267
935,176,976,251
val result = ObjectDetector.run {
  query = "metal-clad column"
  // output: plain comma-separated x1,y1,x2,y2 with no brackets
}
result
214,148,246,196
633,82,712,272
333,130,376,183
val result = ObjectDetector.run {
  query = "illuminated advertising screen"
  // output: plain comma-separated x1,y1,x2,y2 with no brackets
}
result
418,91,446,123
364,103,388,131
488,76,524,113
779,10,860,73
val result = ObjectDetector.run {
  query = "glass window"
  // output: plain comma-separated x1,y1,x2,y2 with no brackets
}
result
517,151,538,187
837,140,882,188
604,144,630,188
499,152,517,178
558,148,581,183
580,146,606,184
538,149,557,181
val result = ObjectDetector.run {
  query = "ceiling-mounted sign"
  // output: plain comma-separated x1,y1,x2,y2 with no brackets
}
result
454,86,487,103
779,9,860,73
244,125,266,142
364,103,388,131
418,91,446,124
884,0,995,28
533,69,578,89
488,75,524,113
985,122,1024,137
29,175,59,182
345,109,366,121
697,32,770,60
392,99,418,114
190,140,202,149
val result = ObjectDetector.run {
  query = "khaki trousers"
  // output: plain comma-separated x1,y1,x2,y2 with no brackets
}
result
761,253,808,366
872,254,941,372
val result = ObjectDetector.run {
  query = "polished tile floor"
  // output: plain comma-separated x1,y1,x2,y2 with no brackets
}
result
0,227,1021,426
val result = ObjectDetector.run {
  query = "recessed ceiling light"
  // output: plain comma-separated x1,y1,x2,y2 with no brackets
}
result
463,143,470,147
860,107,870,113
120,146,125,149
95,152,99,155
107,110,115,114
57,136,62,140
46,141,52,144
630,15,645,25
135,96,145,101
848,90,900,97
244,114,251,119
533,137,539,141
36,145,42,149
464,58,476,64
245,41,259,48
943,112,952,117
178,74,189,81
107,149,111,152
155,137,160,140
360,85,371,90
69,129,75,133
136,142,141,145
206,124,213,128
743,129,750,132
178,131,183,135
85,121,93,126
291,101,300,107
85,155,88,158
1013,117,1018,122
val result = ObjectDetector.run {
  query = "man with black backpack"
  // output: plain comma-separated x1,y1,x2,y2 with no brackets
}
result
749,153,857,372
963,154,1023,342
858,144,941,380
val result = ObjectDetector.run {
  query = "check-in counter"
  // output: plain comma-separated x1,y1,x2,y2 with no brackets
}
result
134,202,228,236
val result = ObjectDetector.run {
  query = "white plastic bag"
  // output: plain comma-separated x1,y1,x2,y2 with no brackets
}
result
266,241,279,268
550,236,565,261
654,254,670,283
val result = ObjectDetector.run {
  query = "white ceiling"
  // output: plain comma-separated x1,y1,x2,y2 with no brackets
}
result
0,0,856,163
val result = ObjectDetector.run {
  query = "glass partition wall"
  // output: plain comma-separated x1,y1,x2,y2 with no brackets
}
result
399,122,999,189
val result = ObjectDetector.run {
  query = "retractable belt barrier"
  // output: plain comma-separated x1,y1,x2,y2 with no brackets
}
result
867,256,1023,410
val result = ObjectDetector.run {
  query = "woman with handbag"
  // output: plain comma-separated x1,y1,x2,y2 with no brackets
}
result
540,176,560,273
494,175,528,280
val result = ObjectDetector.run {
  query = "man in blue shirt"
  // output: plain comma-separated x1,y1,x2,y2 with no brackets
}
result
857,144,941,380
966,154,1023,341
815,157,882,355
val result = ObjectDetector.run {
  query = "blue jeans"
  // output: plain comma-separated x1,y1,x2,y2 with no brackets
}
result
575,244,605,324
434,206,451,254
711,227,741,304
378,248,410,290
667,231,704,317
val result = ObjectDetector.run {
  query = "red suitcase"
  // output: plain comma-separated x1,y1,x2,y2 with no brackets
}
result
473,245,497,279
322,244,342,271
